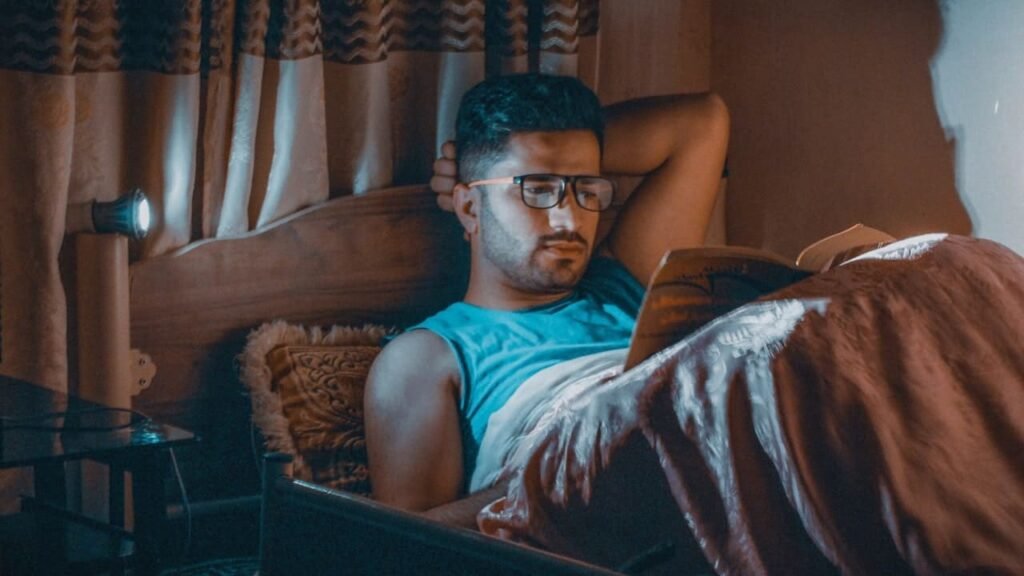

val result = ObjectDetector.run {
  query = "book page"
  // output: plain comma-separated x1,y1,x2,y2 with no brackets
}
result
623,247,810,370
795,223,895,272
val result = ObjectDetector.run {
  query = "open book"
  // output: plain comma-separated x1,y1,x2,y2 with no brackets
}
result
623,224,895,369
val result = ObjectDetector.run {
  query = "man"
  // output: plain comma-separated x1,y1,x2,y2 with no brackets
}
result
366,74,729,512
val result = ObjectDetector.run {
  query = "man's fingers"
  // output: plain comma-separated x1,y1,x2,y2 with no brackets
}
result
430,174,456,193
433,156,457,177
441,140,456,159
432,141,458,214
436,192,454,212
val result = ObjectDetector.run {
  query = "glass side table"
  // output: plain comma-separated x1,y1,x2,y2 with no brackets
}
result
0,374,197,575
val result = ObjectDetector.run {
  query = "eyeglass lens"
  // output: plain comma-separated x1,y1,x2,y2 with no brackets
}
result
521,175,613,211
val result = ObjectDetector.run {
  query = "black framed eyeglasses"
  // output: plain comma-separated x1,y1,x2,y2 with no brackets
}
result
467,174,616,212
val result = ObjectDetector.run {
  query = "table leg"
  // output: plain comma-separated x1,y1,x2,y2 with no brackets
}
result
109,459,125,528
32,461,66,508
30,461,68,574
130,450,166,576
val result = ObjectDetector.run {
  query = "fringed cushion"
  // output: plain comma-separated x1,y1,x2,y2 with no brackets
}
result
240,321,395,497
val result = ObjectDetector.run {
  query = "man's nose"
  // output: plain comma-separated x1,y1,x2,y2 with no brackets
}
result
547,188,583,229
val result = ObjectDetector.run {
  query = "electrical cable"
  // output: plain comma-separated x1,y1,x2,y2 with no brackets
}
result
240,385,269,484
249,418,264,479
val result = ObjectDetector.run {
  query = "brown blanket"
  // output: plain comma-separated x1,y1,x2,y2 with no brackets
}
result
478,235,1024,575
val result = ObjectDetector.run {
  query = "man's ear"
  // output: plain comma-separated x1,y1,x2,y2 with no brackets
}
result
452,182,479,236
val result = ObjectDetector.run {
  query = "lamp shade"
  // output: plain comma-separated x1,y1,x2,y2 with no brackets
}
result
91,188,151,239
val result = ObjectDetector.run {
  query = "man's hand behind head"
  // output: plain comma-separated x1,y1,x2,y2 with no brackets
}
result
431,141,458,212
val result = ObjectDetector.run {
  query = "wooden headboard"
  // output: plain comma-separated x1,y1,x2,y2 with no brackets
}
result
127,183,620,499
128,186,469,498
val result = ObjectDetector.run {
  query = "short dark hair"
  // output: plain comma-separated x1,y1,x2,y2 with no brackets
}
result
455,73,604,182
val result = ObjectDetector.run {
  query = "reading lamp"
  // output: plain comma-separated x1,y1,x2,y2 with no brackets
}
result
67,187,152,239
66,187,155,408
91,187,151,239
65,188,156,523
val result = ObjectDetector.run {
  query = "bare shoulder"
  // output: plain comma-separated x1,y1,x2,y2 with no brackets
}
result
366,329,458,398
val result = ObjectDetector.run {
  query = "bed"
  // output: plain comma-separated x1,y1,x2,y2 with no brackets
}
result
128,185,1024,575
128,184,644,573
129,186,470,500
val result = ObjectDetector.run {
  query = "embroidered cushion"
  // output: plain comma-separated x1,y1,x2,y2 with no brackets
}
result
240,321,394,496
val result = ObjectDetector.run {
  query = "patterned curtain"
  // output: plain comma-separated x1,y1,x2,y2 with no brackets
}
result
0,0,600,395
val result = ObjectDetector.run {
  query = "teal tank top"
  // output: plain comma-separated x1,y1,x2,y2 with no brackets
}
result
406,257,644,479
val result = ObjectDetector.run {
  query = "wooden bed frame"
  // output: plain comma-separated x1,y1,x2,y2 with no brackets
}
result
126,185,640,572
128,185,621,498
124,185,1023,574
129,186,470,499
258,453,625,575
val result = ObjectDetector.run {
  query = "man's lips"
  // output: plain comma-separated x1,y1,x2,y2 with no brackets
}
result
542,240,587,254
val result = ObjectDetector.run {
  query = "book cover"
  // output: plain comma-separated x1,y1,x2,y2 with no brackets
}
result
623,224,894,370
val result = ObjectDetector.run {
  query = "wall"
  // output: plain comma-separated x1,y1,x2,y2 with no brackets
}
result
712,0,989,258
931,0,1024,256
596,0,727,244
596,0,710,102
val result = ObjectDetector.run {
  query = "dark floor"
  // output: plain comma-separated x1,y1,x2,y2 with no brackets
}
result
158,502,260,575
0,498,260,576
157,556,258,576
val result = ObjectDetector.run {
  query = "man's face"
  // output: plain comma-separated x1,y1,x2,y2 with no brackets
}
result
475,130,602,293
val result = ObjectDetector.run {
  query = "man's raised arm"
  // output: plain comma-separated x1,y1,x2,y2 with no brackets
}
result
600,93,729,285
364,330,464,510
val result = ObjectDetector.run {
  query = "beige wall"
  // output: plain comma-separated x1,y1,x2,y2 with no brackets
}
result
712,0,974,258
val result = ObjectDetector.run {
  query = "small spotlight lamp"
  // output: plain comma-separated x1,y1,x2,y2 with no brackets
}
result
64,187,157,521
92,188,151,239
67,188,151,239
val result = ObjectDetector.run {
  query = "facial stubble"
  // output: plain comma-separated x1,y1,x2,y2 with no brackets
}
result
478,196,588,293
